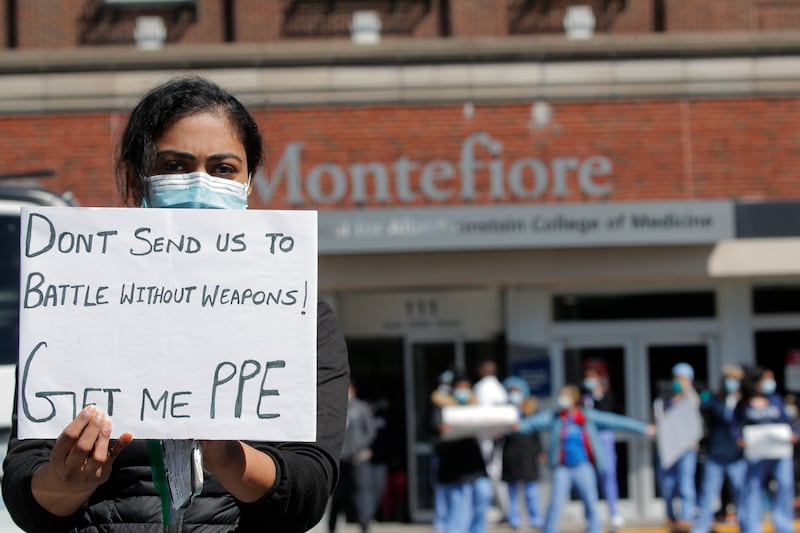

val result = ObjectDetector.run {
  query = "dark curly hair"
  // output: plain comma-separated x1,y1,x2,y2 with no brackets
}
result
740,365,770,401
115,75,263,206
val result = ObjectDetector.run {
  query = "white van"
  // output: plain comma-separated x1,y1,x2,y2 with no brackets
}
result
0,186,74,531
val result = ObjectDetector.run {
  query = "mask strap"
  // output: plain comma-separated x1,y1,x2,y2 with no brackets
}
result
244,174,253,209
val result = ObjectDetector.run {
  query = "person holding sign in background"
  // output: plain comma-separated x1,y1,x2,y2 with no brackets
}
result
654,362,701,532
1,76,350,532
432,372,491,533
733,366,798,533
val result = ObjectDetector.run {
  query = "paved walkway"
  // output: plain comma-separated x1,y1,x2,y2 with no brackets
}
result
322,517,800,533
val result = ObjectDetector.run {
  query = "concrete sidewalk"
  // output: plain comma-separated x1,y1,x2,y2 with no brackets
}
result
326,522,663,533
321,517,800,533
320,514,678,533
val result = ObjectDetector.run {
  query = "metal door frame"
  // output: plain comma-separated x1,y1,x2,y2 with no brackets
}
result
549,320,719,519
403,333,466,523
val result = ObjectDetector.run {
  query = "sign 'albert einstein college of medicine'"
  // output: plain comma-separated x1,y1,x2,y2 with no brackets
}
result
251,132,734,253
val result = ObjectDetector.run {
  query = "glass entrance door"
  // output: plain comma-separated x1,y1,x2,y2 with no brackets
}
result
563,345,632,501
644,338,714,511
403,336,504,522
551,331,717,518
404,338,464,523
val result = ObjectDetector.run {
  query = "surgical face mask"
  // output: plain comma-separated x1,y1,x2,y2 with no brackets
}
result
760,378,777,396
142,172,248,210
508,390,524,406
557,394,573,410
583,378,598,391
672,379,683,393
453,389,471,405
724,377,740,394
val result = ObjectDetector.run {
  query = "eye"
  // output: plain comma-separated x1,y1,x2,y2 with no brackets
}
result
154,159,188,174
211,163,240,179
165,160,187,172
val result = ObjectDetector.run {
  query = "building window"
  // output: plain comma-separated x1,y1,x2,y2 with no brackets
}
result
753,285,800,314
282,0,430,38
553,291,716,321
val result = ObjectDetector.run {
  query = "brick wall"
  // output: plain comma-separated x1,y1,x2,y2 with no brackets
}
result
4,0,800,49
2,96,798,209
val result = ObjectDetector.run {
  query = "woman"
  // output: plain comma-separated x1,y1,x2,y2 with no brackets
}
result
500,376,544,530
432,372,491,533
1,76,350,532
655,362,700,531
690,365,746,533
581,363,624,529
518,384,654,533
431,369,457,533
734,366,798,533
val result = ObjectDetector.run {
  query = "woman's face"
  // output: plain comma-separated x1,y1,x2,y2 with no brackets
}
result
151,111,249,184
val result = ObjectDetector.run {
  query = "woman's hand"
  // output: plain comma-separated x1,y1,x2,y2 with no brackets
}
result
199,440,277,503
31,404,133,516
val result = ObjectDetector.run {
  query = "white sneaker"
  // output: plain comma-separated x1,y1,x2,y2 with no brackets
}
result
610,515,625,529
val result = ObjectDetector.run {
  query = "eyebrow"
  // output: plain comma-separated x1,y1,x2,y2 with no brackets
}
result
156,150,244,163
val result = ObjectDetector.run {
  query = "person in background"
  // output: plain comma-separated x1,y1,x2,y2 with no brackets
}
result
329,382,377,533
655,362,701,532
433,372,491,533
581,361,625,530
473,359,510,521
431,369,457,533
690,364,746,533
500,376,544,530
1,75,350,533
517,384,655,533
783,394,800,515
367,397,390,522
733,366,798,533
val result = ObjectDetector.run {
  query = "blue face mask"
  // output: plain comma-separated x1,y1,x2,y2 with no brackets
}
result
142,172,248,210
583,378,598,391
453,389,471,405
508,390,524,406
724,377,740,394
760,378,777,396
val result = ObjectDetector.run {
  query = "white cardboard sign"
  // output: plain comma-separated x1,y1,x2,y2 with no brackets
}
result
17,207,318,441
743,423,794,460
441,404,519,441
654,396,703,469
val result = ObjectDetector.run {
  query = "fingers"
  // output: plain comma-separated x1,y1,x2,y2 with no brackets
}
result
109,432,134,460
91,429,134,480
52,405,121,475
51,405,99,467
69,408,108,473
90,417,113,464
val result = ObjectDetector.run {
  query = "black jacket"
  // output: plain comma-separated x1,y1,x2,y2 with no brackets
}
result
501,431,543,483
1,299,349,533
700,394,743,463
430,403,486,484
